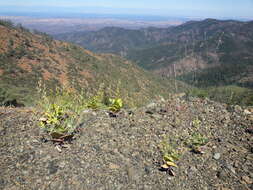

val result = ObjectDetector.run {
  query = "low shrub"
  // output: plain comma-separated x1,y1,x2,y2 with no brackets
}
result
37,82,124,139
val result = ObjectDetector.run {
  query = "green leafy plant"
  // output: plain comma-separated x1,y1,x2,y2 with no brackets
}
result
86,94,105,109
37,81,125,139
159,138,181,162
187,132,208,153
192,118,201,128
190,133,208,146
159,137,181,173
40,103,70,134
86,83,124,112
108,98,123,112
37,82,85,139
86,84,106,110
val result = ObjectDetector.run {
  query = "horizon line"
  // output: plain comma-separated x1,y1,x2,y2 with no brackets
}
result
0,5,252,20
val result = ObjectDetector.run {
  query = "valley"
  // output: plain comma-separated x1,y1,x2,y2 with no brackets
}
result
55,19,253,105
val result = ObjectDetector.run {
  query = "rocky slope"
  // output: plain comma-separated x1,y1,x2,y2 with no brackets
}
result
0,95,252,190
0,20,188,107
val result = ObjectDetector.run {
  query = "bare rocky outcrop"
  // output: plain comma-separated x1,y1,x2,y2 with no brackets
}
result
0,95,252,190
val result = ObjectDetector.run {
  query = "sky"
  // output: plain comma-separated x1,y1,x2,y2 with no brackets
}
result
0,0,253,19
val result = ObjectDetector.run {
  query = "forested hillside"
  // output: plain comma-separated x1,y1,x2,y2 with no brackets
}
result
55,19,253,105
55,19,253,88
0,20,188,106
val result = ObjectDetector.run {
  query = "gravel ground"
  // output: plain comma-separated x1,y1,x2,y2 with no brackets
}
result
0,95,252,190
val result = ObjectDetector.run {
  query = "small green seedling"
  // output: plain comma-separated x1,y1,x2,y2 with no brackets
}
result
159,138,181,175
86,95,105,110
108,98,123,112
190,132,208,147
187,132,208,154
192,119,201,128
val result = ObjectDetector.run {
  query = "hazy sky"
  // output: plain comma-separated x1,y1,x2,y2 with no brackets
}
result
1,0,253,18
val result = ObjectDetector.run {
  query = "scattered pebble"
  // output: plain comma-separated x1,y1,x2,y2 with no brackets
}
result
241,176,252,184
55,145,62,153
109,163,120,170
213,153,221,160
245,127,253,134
1,96,252,189
234,105,242,113
226,163,236,174
244,109,251,115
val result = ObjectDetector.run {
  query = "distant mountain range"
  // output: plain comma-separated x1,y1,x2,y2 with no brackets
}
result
0,15,184,35
0,20,187,106
55,19,253,89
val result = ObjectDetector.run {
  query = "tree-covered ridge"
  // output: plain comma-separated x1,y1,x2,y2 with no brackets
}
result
55,19,253,88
